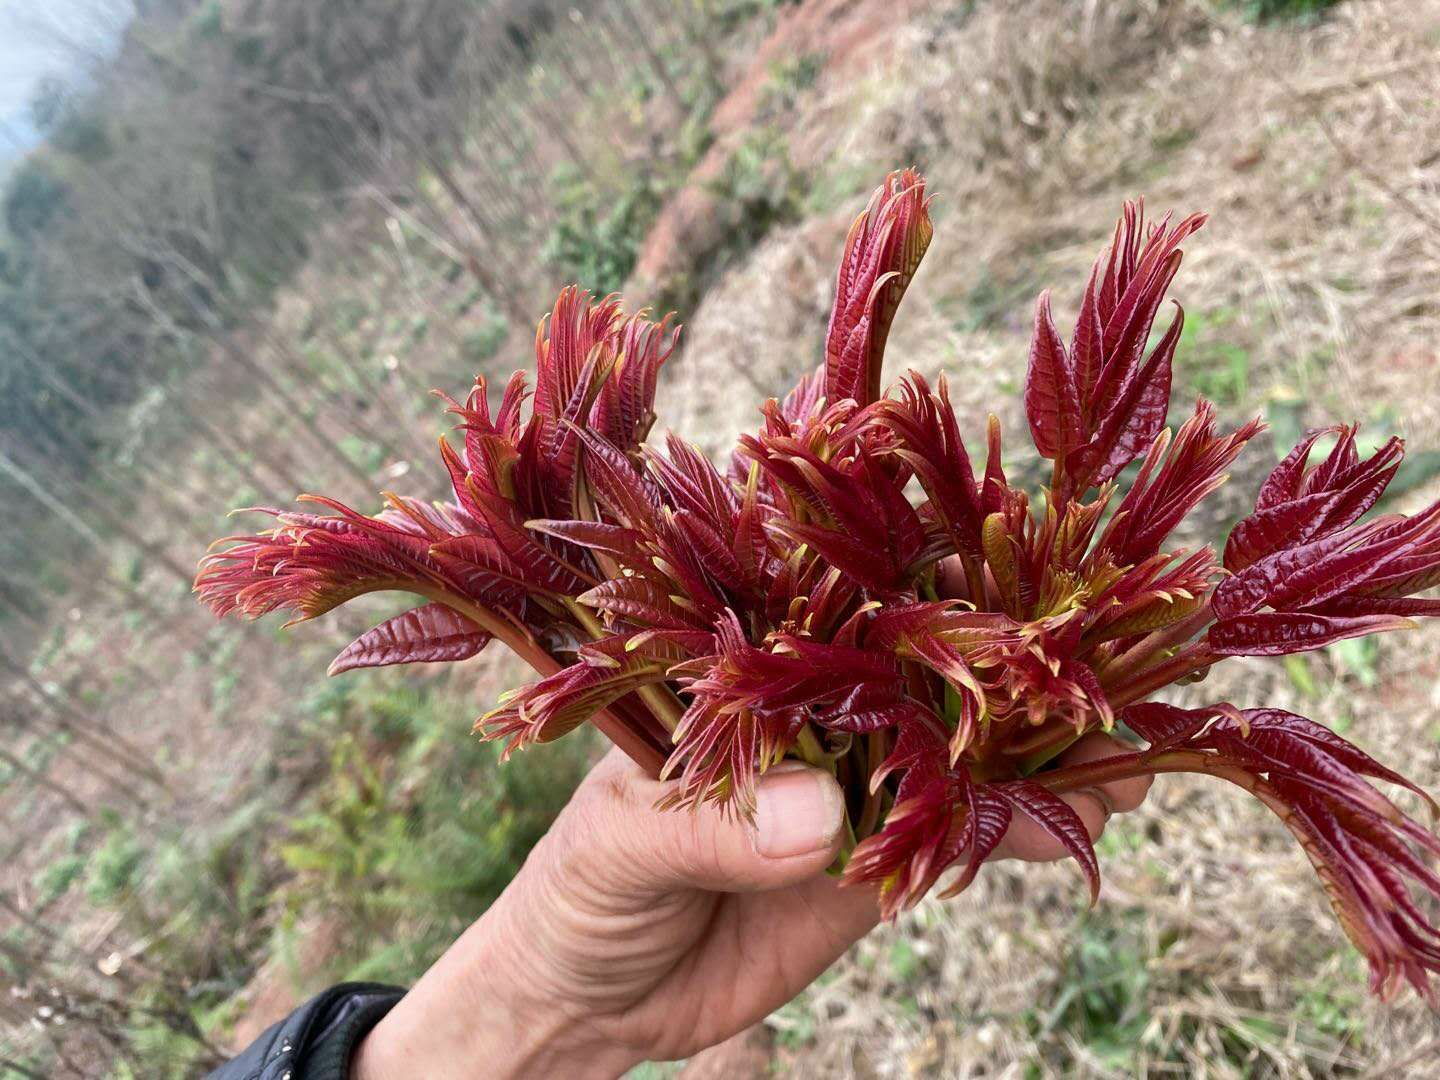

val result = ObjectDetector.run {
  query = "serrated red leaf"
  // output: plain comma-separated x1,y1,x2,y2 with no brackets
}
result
1024,291,1083,460
1121,702,1225,748
824,170,933,406
940,786,1012,899
995,779,1102,905
1208,612,1413,655
328,604,491,675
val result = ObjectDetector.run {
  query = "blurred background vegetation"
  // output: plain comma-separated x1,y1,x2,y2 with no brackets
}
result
2,0,1439,1075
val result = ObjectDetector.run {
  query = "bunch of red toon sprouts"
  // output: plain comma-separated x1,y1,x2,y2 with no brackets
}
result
198,169,1440,1000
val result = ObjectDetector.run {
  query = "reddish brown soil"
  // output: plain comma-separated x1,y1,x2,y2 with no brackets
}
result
629,0,927,297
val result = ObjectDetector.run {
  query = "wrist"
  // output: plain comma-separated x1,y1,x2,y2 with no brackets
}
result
350,900,642,1080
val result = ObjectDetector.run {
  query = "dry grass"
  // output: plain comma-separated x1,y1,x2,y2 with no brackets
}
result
660,0,1440,1074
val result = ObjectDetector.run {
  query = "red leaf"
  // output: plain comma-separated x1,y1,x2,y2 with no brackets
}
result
479,641,666,757
941,786,1013,898
1122,702,1226,748
824,169,933,406
328,603,491,675
573,425,662,531
874,373,985,560
1228,427,1405,571
1083,304,1181,488
1240,709,1439,814
1099,400,1263,564
1024,291,1083,460
525,518,647,561
1208,612,1414,656
1224,490,1344,572
590,312,679,448
995,779,1102,905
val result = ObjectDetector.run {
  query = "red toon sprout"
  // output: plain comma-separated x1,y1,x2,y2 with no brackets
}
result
199,170,1440,1001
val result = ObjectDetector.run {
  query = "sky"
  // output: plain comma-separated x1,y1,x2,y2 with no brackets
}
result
0,0,134,168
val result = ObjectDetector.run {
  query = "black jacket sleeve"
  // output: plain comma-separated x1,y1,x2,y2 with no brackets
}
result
206,982,406,1080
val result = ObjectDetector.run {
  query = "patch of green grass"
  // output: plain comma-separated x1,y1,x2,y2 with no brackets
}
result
944,267,1040,335
206,633,243,720
542,163,670,296
770,994,819,1050
338,433,387,474
1177,306,1250,406
1026,910,1157,1073
28,818,92,906
86,821,147,904
755,52,823,123
34,853,87,907
277,677,592,985
624,1063,686,1080
887,936,923,982
461,309,510,365
1328,635,1379,689
1028,908,1364,1075
1095,819,1146,858
658,126,806,315
1284,653,1321,699
1225,0,1341,22
1295,980,1364,1044
705,127,804,247
802,162,882,217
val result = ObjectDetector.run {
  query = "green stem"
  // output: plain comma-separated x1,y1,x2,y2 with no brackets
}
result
1017,729,1084,776
856,731,887,839
563,597,685,733
962,555,989,613
795,724,829,769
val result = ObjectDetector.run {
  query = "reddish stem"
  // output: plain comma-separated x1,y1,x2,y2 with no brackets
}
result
1098,602,1214,688
1036,748,1249,793
424,588,668,776
1107,644,1217,711
1048,459,1069,514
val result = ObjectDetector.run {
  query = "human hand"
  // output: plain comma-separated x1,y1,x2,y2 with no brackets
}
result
352,738,1151,1078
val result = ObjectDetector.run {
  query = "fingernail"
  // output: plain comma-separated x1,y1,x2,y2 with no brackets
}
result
754,764,844,859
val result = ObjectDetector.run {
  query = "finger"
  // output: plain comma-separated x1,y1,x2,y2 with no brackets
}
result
935,555,968,599
752,871,881,957
574,751,847,896
727,872,881,995
1054,731,1154,812
992,789,1109,863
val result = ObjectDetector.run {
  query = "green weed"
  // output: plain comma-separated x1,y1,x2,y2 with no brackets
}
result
461,310,510,365
543,164,670,296
1226,0,1341,23
755,53,823,123
1027,911,1156,1072
86,823,146,904
1178,306,1250,406
1028,908,1363,1074
34,853,86,907
277,678,591,985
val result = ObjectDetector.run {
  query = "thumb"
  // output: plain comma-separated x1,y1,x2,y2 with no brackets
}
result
586,756,847,895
